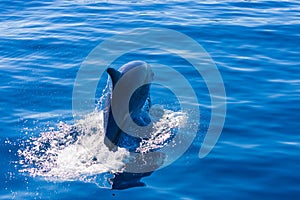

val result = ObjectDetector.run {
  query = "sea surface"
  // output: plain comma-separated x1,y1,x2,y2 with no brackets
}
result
1,0,300,199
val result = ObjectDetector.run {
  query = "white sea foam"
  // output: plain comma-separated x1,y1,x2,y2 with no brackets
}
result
18,105,187,187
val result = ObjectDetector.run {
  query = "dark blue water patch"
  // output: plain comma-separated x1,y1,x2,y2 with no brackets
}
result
0,138,24,193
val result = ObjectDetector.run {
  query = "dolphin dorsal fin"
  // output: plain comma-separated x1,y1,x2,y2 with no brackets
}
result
107,68,122,88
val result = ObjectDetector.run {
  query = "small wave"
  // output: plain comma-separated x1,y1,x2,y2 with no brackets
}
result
268,79,300,84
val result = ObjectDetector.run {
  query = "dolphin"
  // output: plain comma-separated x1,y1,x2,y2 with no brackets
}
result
103,61,166,190
104,60,154,152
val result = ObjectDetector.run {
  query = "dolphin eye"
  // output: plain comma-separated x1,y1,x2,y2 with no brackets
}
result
146,71,154,82
149,72,154,81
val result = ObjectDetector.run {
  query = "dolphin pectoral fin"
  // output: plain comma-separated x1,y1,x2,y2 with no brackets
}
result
107,68,121,88
131,111,151,126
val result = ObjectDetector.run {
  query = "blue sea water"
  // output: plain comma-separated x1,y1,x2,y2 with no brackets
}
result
1,0,300,199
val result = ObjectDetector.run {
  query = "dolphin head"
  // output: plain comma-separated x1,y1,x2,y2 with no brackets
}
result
107,60,154,112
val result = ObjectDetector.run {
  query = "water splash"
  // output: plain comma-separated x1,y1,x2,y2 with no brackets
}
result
18,105,187,188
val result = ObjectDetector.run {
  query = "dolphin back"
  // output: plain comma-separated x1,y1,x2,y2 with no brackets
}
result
106,68,121,88
104,68,122,151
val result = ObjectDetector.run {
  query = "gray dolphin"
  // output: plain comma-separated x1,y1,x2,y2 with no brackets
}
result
103,61,167,190
104,60,154,152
